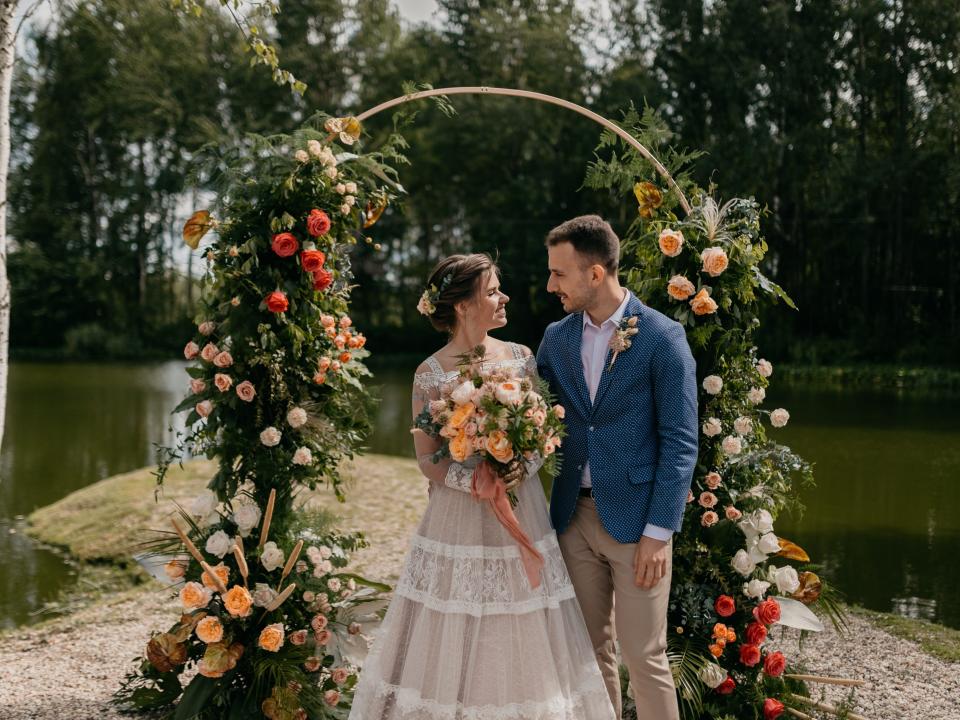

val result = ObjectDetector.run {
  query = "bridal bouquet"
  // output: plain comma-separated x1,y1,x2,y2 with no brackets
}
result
413,345,566,504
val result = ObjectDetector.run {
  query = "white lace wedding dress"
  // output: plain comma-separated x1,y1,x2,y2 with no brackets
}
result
348,344,616,720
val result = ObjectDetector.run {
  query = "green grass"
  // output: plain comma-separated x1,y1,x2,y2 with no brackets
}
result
849,606,960,664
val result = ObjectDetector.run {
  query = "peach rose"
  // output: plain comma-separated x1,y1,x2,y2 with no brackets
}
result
315,629,332,645
320,314,336,328
258,623,285,652
310,614,329,632
701,247,729,277
667,275,696,301
201,563,230,591
658,228,684,257
449,402,475,430
196,400,213,418
698,491,718,508
196,616,224,644
214,373,232,392
449,430,472,463
180,581,212,611
164,558,188,581
200,343,218,362
690,287,719,315
235,380,256,402
213,351,233,368
223,585,254,618
190,378,206,395
332,667,350,685
184,341,200,360
324,690,341,707
289,629,308,646
552,404,565,419
704,471,722,489
304,656,322,672
701,511,719,527
198,321,216,336
725,505,742,521
486,430,514,464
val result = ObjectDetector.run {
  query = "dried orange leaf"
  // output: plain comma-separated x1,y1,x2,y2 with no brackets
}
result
776,537,811,562
183,210,212,249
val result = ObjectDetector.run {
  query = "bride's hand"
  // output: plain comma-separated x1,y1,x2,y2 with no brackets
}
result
500,458,525,490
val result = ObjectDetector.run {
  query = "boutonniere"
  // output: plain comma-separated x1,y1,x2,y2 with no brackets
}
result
608,315,639,369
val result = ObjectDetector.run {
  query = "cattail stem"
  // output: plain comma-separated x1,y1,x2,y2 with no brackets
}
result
789,694,870,720
171,520,205,566
259,489,277,549
784,709,815,720
199,560,228,595
279,539,304,588
264,583,297,613
785,674,865,688
233,540,249,585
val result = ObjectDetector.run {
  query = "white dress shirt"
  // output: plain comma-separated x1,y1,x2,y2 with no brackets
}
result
580,289,672,542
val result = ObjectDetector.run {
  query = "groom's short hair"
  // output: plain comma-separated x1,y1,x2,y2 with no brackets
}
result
545,215,619,273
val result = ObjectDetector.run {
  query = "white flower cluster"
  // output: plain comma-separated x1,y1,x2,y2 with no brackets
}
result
729,508,800,600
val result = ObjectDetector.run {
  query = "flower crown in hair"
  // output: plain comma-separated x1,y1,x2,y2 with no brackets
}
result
417,272,454,317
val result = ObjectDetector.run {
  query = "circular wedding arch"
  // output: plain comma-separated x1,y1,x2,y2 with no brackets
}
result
356,85,693,216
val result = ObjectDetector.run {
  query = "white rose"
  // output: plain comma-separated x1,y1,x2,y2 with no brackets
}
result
739,509,774,540
307,139,324,158
770,408,790,428
345,181,357,194
758,532,781,555
335,183,346,194
252,582,278,608
756,359,773,378
260,426,282,447
769,565,800,594
748,387,766,405
702,375,723,395
450,381,476,406
324,166,338,180
292,447,313,465
327,578,342,592
702,417,722,437
233,502,262,537
190,490,219,526
721,435,742,455
344,195,356,207
731,549,756,577
494,382,522,406
205,530,233,559
261,541,285,572
734,416,753,435
340,203,351,215
744,578,771,599
306,546,322,565
294,149,309,163
319,546,333,559
699,662,727,689
286,407,308,428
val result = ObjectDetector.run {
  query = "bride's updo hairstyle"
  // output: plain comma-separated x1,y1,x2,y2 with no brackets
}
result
423,253,500,334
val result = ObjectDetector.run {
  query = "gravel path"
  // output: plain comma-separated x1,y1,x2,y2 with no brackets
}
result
2,461,958,719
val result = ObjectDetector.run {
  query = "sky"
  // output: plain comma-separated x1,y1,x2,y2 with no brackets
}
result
395,0,439,24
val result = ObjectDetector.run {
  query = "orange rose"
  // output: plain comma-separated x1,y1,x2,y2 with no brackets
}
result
306,209,331,237
258,623,285,652
196,616,224,644
179,581,212,611
223,585,253,618
448,402,475,430
690,287,719,316
667,275,696,301
449,429,472,462
658,228,684,257
201,563,230,591
265,291,289,313
486,429,514,464
271,232,299,258
313,269,333,291
708,643,724,658
301,249,326,272
701,246,729,277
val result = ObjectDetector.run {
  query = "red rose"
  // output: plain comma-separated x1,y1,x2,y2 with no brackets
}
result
716,677,736,695
306,209,331,237
745,621,768,646
739,643,762,667
271,232,299,257
714,595,735,618
753,598,781,626
763,698,785,720
313,269,333,292
265,291,289,313
301,250,326,273
763,651,786,677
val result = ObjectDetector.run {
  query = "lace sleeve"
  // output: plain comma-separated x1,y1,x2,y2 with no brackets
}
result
412,362,474,493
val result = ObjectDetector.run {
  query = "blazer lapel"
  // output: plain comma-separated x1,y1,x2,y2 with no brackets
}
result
591,293,645,413
563,314,592,418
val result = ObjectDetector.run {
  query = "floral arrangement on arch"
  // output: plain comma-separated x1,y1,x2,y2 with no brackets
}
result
116,115,406,719
586,106,846,720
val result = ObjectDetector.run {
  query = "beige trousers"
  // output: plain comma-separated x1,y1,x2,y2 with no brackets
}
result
558,497,679,720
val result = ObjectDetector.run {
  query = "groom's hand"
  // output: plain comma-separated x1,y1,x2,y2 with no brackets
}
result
634,536,669,589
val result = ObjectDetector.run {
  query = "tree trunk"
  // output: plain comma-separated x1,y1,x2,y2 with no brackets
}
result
0,0,18,453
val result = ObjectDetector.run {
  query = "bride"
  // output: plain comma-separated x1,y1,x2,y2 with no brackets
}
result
348,253,616,719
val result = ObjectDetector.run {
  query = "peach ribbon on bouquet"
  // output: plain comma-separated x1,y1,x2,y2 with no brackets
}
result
471,461,544,588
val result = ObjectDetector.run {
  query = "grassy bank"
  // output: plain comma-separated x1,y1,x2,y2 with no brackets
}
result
778,364,960,392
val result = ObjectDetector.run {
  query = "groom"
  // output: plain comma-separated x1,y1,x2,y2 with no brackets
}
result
536,215,698,719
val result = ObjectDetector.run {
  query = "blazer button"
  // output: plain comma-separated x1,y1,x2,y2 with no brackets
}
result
577,464,583,470
589,426,594,431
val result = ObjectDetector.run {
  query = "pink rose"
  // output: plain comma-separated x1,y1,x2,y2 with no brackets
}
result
348,622,361,635
304,656,321,672
320,314,336,328
310,614,328,632
323,690,340,707
725,505,742,521
701,510,719,527
331,668,350,685
315,629,332,645
200,343,218,362
552,404,565,419
184,342,200,360
196,400,213,418
235,381,256,402
190,379,206,394
213,351,233,368
704,471,722,489
532,409,547,426
698,491,718,508
214,373,232,392
289,630,308,646
198,321,216,336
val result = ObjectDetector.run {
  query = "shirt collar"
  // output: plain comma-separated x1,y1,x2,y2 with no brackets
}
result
583,289,630,330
